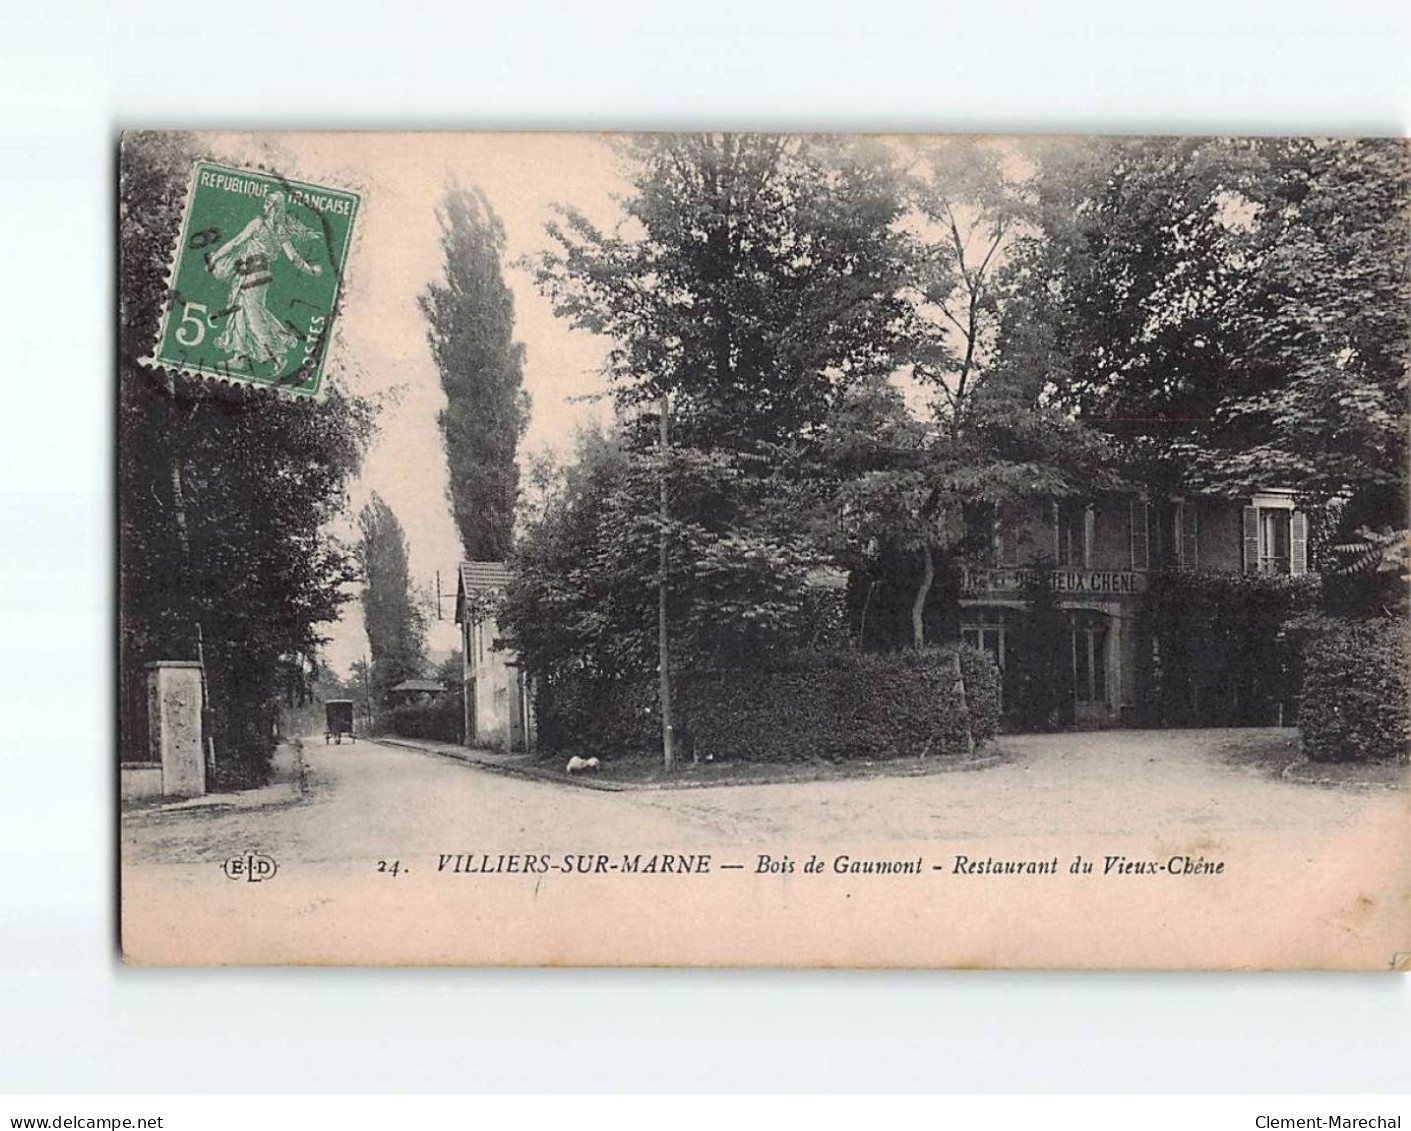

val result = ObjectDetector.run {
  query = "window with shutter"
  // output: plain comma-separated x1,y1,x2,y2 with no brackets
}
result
1261,509,1291,573
1245,504,1299,573
1290,511,1308,575
1150,500,1175,567
997,504,1019,567
1180,502,1199,569
1129,499,1149,571
1242,506,1259,573
1056,502,1089,568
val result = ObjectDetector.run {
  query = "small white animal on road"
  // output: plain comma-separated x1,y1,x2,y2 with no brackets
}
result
565,756,601,775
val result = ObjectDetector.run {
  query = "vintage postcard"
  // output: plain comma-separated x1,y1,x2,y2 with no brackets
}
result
118,131,1410,968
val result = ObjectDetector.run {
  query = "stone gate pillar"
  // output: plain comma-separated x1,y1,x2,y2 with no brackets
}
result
146,660,206,798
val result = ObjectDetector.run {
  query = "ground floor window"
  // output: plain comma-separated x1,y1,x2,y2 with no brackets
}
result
961,606,1010,668
963,605,1114,723
961,607,1022,714
1259,508,1291,574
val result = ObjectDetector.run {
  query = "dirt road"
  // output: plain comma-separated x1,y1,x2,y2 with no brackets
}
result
120,729,1409,969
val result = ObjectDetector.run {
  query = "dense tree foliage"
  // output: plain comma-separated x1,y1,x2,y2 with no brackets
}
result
998,138,1239,475
510,134,918,728
504,134,1406,754
819,142,1114,647
1190,139,1409,513
534,133,914,450
119,132,376,784
357,493,427,706
419,183,530,561
1002,137,1409,520
501,424,821,683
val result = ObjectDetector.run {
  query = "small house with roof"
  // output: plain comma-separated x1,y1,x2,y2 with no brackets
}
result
387,678,448,708
454,561,535,752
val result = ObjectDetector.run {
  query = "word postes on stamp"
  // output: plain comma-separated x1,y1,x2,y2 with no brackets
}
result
144,162,359,397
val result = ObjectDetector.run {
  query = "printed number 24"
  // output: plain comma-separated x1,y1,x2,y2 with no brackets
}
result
175,301,212,347
377,860,404,877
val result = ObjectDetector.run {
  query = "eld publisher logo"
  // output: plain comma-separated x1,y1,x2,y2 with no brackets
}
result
223,853,278,882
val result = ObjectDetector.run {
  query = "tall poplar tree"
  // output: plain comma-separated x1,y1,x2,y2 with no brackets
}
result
357,493,427,705
419,183,530,562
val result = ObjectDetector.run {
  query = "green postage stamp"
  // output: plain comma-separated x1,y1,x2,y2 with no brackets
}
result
144,162,359,397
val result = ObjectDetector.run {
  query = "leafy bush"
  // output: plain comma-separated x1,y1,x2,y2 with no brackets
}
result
534,672,658,757
678,645,1000,763
1008,568,1075,731
798,587,850,650
1297,616,1409,763
1135,569,1320,727
389,696,462,744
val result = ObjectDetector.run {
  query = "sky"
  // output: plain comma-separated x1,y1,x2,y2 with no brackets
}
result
205,133,632,675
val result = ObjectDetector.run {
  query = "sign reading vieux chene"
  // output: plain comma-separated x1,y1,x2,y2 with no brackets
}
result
963,568,1147,596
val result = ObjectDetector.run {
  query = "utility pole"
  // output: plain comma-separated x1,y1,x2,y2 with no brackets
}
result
433,568,456,622
657,391,676,772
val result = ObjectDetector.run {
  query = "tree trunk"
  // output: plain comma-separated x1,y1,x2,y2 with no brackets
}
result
856,579,878,651
911,542,934,648
952,649,975,756
912,541,975,755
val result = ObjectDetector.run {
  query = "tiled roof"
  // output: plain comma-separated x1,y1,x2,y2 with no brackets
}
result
455,560,512,623
805,566,849,591
459,561,512,592
389,679,446,694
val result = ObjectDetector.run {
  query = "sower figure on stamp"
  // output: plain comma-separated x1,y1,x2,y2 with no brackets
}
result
205,190,322,371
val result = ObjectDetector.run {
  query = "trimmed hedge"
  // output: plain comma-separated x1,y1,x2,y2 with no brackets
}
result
389,697,462,744
1298,616,1410,764
679,645,1000,763
534,672,658,757
534,646,1001,763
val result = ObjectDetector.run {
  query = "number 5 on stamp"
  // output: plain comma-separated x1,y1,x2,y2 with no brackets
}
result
142,161,359,398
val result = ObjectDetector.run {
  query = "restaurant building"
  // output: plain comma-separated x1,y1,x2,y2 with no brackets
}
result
959,491,1310,727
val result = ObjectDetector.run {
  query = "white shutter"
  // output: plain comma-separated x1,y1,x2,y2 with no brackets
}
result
1290,511,1309,575
1129,499,1149,571
1181,502,1199,569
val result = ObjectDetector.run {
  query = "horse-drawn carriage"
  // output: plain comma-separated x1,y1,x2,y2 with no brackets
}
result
324,699,355,744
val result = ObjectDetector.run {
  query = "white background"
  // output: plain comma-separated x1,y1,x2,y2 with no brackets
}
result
1,0,1408,1095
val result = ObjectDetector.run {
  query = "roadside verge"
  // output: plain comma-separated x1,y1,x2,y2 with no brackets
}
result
367,735,1007,792
122,740,308,814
